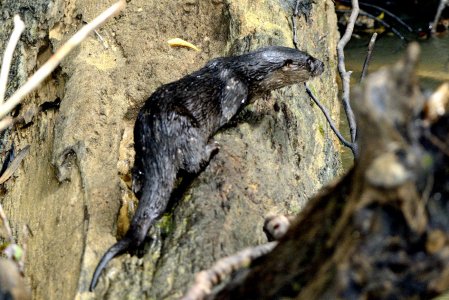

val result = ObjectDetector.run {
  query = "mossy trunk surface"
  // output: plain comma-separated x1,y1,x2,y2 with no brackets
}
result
0,1,340,299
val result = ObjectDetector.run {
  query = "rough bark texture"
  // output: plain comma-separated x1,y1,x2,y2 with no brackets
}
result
213,44,449,299
0,1,340,299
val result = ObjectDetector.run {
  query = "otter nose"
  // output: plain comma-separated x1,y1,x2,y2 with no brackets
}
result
308,58,324,77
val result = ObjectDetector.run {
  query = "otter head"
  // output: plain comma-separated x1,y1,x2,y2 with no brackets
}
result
233,46,324,96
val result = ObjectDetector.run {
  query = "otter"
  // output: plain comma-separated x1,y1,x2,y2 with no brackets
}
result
90,46,324,291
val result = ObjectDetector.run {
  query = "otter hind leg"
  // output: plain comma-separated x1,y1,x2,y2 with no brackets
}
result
179,128,219,174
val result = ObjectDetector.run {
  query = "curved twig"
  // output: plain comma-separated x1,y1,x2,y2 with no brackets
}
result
304,84,357,155
0,16,25,104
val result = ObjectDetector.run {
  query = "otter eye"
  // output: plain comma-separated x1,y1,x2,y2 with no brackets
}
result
282,59,296,71
283,59,294,66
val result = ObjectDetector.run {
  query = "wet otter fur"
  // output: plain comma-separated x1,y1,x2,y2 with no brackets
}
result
90,46,324,291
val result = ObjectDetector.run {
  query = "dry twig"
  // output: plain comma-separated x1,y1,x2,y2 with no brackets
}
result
0,0,126,120
305,83,353,149
360,32,377,82
0,16,25,104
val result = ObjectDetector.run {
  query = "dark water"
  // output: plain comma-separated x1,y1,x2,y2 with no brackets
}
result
339,33,449,168
346,34,449,89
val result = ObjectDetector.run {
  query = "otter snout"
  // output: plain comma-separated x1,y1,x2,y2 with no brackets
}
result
307,57,324,77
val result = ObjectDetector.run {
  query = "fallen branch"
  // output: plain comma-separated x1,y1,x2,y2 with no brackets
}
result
0,0,126,120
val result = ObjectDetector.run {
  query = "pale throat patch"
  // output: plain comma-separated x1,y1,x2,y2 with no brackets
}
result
259,68,311,90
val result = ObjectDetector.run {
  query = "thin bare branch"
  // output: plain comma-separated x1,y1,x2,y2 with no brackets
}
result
0,0,126,120
360,32,377,82
337,0,359,148
305,84,357,156
0,15,25,104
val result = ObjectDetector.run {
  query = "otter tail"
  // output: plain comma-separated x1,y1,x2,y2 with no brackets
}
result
90,111,178,291
89,235,134,291
89,165,175,291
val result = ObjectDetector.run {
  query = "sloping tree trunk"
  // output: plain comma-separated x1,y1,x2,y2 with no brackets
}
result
0,1,340,299
213,44,449,299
